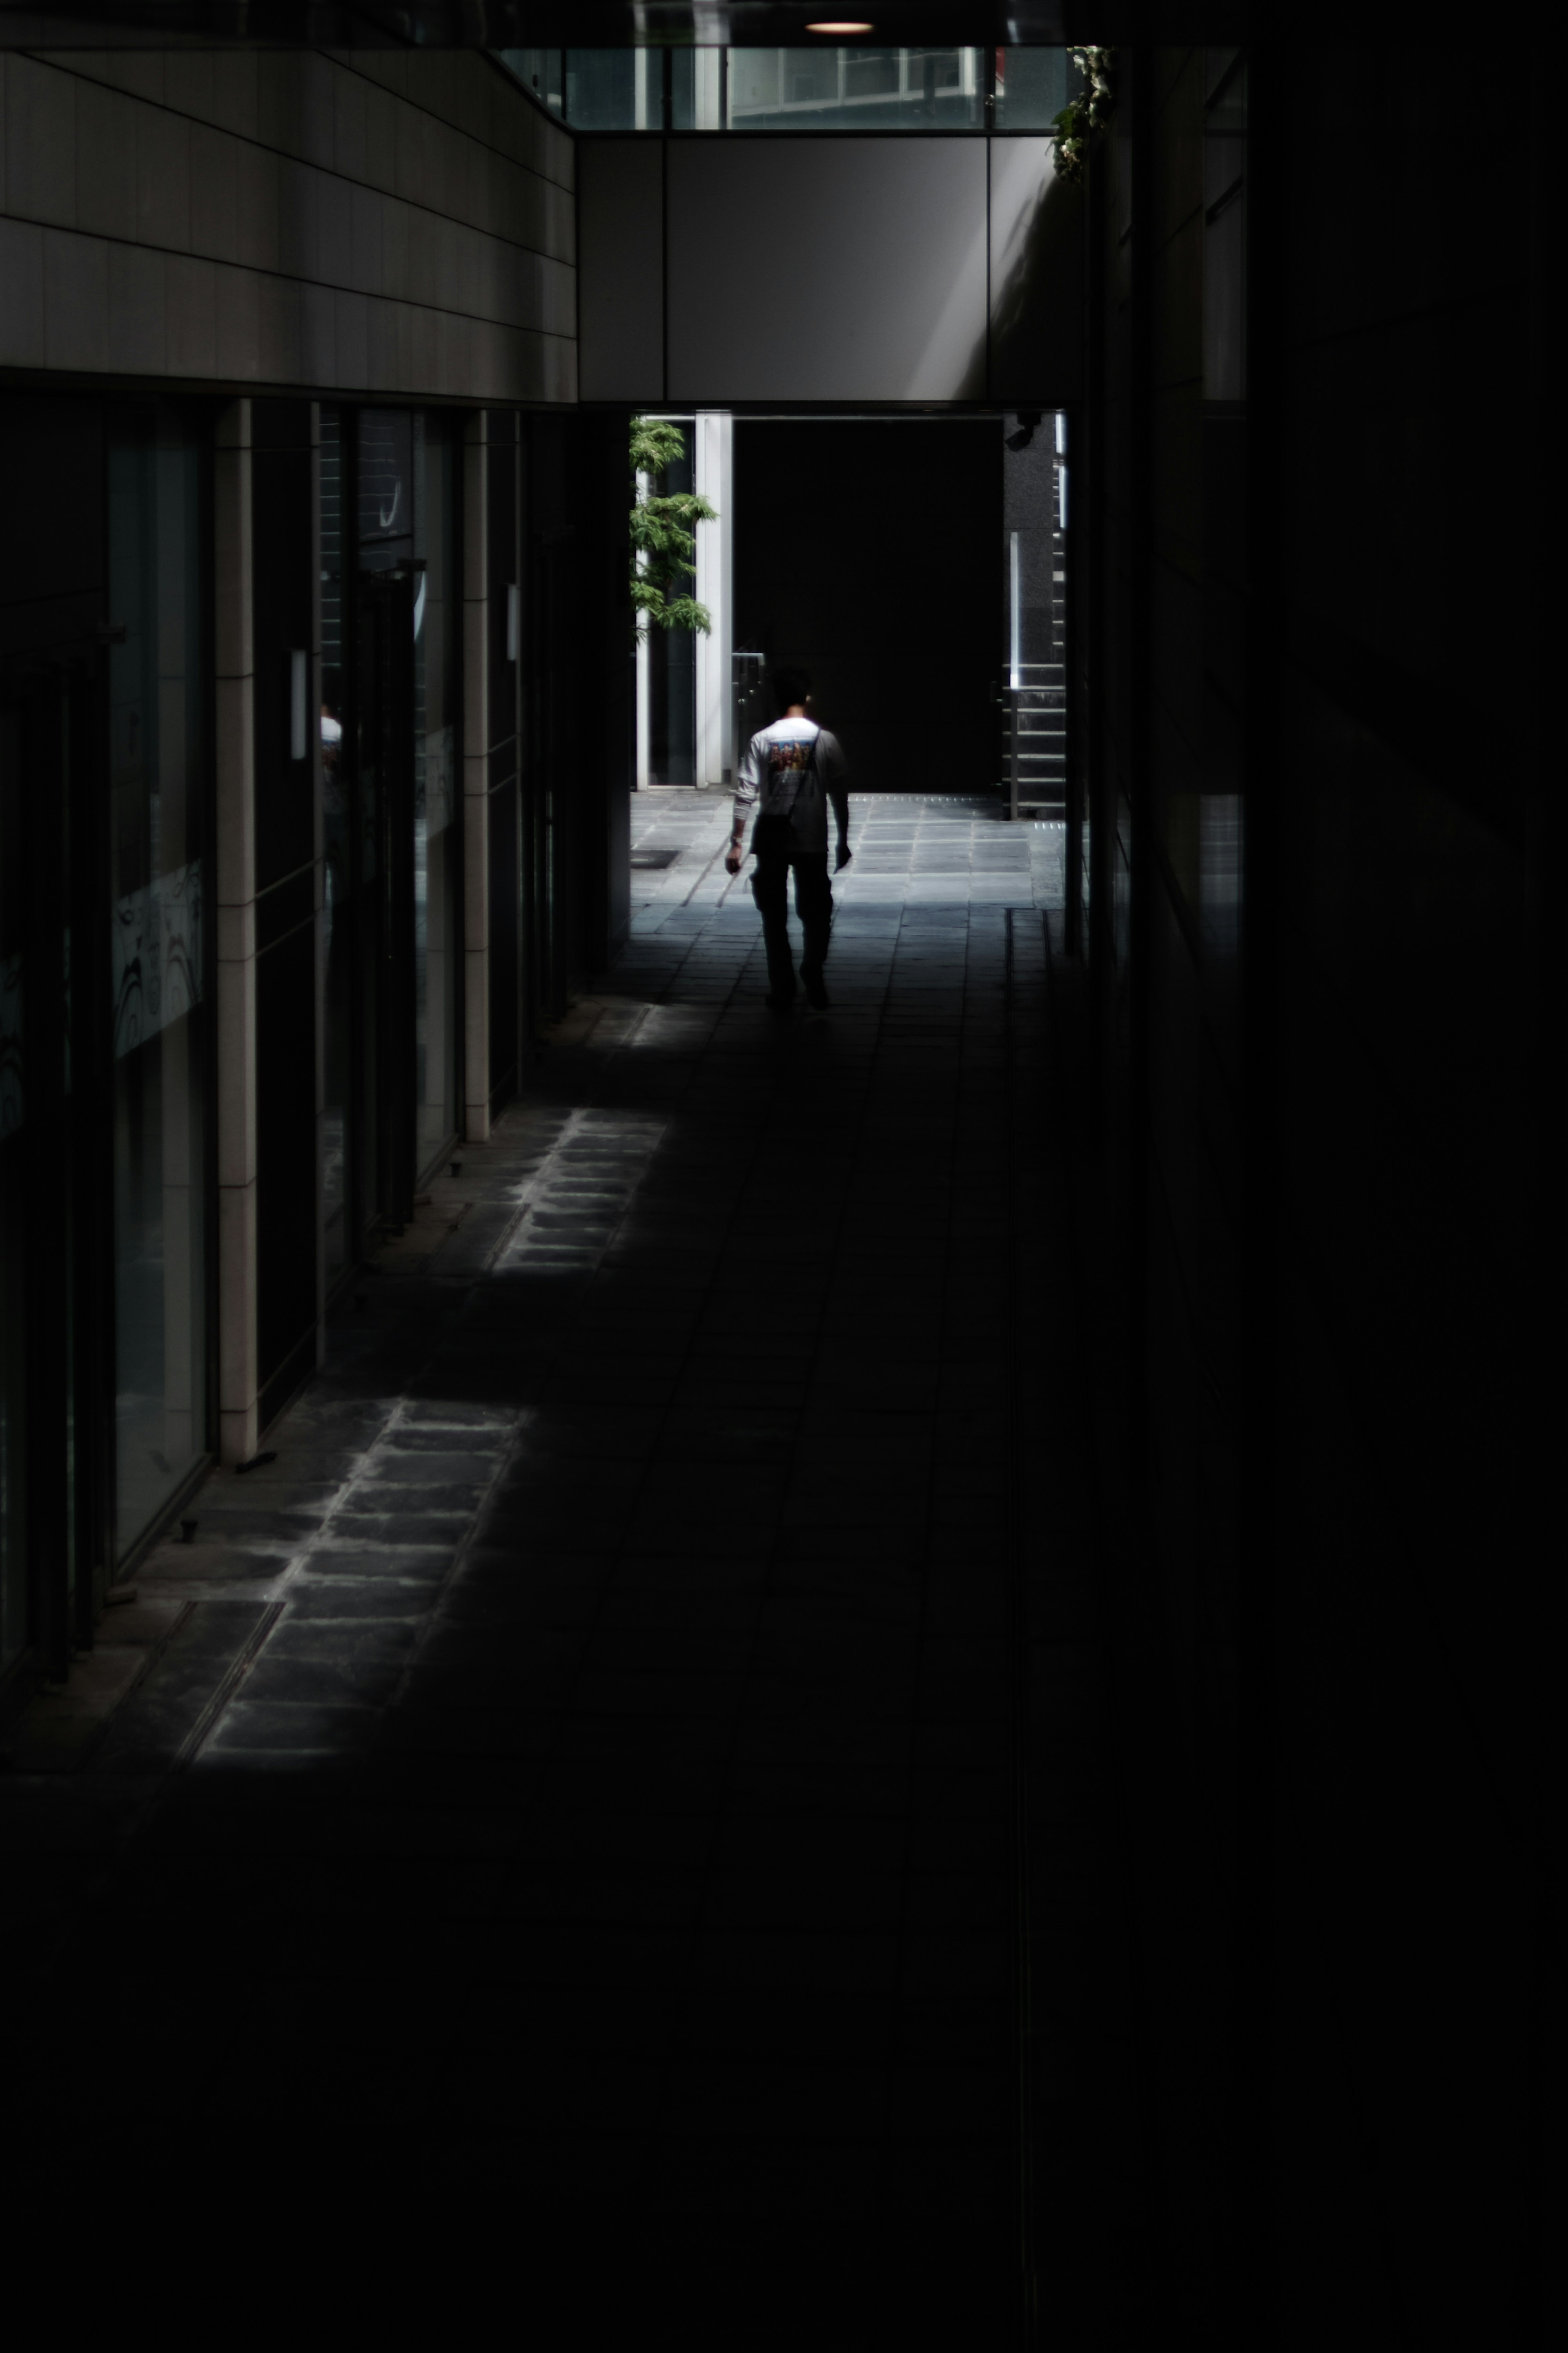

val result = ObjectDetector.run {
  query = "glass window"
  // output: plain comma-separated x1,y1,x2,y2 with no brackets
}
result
412,417,460,1182
493,45,1008,132
726,47,984,130
994,49,1081,131
345,409,462,1207
106,412,207,1555
320,407,350,1282
565,49,665,131
495,48,564,116
0,701,27,1676
359,408,413,573
671,50,697,130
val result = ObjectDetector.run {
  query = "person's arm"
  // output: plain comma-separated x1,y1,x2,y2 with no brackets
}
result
726,736,760,874
824,736,851,869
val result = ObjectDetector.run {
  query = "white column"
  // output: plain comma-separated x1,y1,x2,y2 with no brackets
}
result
213,400,258,1466
635,460,652,787
693,410,733,785
310,401,325,1364
693,47,724,129
463,411,492,1144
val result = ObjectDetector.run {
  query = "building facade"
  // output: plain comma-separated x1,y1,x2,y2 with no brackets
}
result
0,48,630,1691
0,23,1555,2339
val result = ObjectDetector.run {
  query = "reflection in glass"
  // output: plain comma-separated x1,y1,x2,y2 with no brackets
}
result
1199,797,1243,964
727,48,983,129
359,409,413,571
355,409,413,1236
566,49,664,130
412,417,460,1180
349,410,462,1214
495,47,564,115
320,407,350,1281
0,706,26,1676
494,45,1027,132
107,418,207,1555
993,49,1080,131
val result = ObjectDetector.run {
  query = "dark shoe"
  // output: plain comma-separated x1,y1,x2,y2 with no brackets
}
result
803,974,830,1009
764,992,795,1014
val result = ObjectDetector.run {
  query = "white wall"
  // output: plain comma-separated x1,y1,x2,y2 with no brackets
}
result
577,132,1081,409
693,409,733,785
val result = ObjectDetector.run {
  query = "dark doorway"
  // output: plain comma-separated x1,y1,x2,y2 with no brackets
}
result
252,400,318,1431
733,419,1002,795
356,564,417,1240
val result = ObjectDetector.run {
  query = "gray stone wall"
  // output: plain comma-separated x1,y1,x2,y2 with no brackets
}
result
0,48,575,402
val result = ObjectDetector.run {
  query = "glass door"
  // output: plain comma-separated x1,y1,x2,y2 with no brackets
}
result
412,419,460,1186
347,409,461,1246
355,565,416,1239
320,408,352,1285
106,415,210,1558
0,648,94,1693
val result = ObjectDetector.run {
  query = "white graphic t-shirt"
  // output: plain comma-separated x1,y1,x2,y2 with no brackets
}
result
734,718,849,853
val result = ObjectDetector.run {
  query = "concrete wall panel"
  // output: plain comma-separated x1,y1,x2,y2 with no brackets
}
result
576,137,660,404
0,49,576,404
989,136,1083,404
666,136,988,404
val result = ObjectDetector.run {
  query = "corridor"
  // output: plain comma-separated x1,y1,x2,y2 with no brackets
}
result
7,797,1145,2335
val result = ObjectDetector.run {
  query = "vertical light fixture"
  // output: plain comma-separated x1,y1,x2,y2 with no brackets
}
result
506,583,520,663
1009,532,1021,691
290,648,308,761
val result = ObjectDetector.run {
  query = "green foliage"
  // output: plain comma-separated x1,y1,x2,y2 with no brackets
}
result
1051,47,1116,185
631,416,716,638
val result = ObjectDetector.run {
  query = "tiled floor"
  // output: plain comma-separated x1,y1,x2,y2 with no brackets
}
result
4,794,1147,2339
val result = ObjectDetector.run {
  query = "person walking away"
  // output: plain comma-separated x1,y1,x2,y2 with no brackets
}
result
725,668,851,1010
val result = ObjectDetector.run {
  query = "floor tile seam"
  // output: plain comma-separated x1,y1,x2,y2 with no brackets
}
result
33,1392,475,1946
880,904,1004,2078
465,903,780,2136
488,960,828,1877
493,1096,674,1280
438,1111,589,1278
180,1396,524,1767
1025,929,1178,2249
608,844,907,2209
1002,905,1057,2328
154,1263,536,1690
337,1412,543,1754
680,826,738,909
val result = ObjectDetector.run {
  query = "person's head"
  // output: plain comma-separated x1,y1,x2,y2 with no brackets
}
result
771,667,811,716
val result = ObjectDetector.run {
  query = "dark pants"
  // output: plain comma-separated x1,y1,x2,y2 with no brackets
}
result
751,830,833,999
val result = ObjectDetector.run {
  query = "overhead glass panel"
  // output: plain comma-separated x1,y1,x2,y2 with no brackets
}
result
497,47,564,116
993,48,1081,130
727,48,982,130
107,410,208,1556
319,408,350,1285
411,417,460,1185
566,48,665,131
494,47,1076,133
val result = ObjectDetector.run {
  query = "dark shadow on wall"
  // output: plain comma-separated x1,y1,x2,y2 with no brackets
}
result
990,149,1085,408
733,420,1003,795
